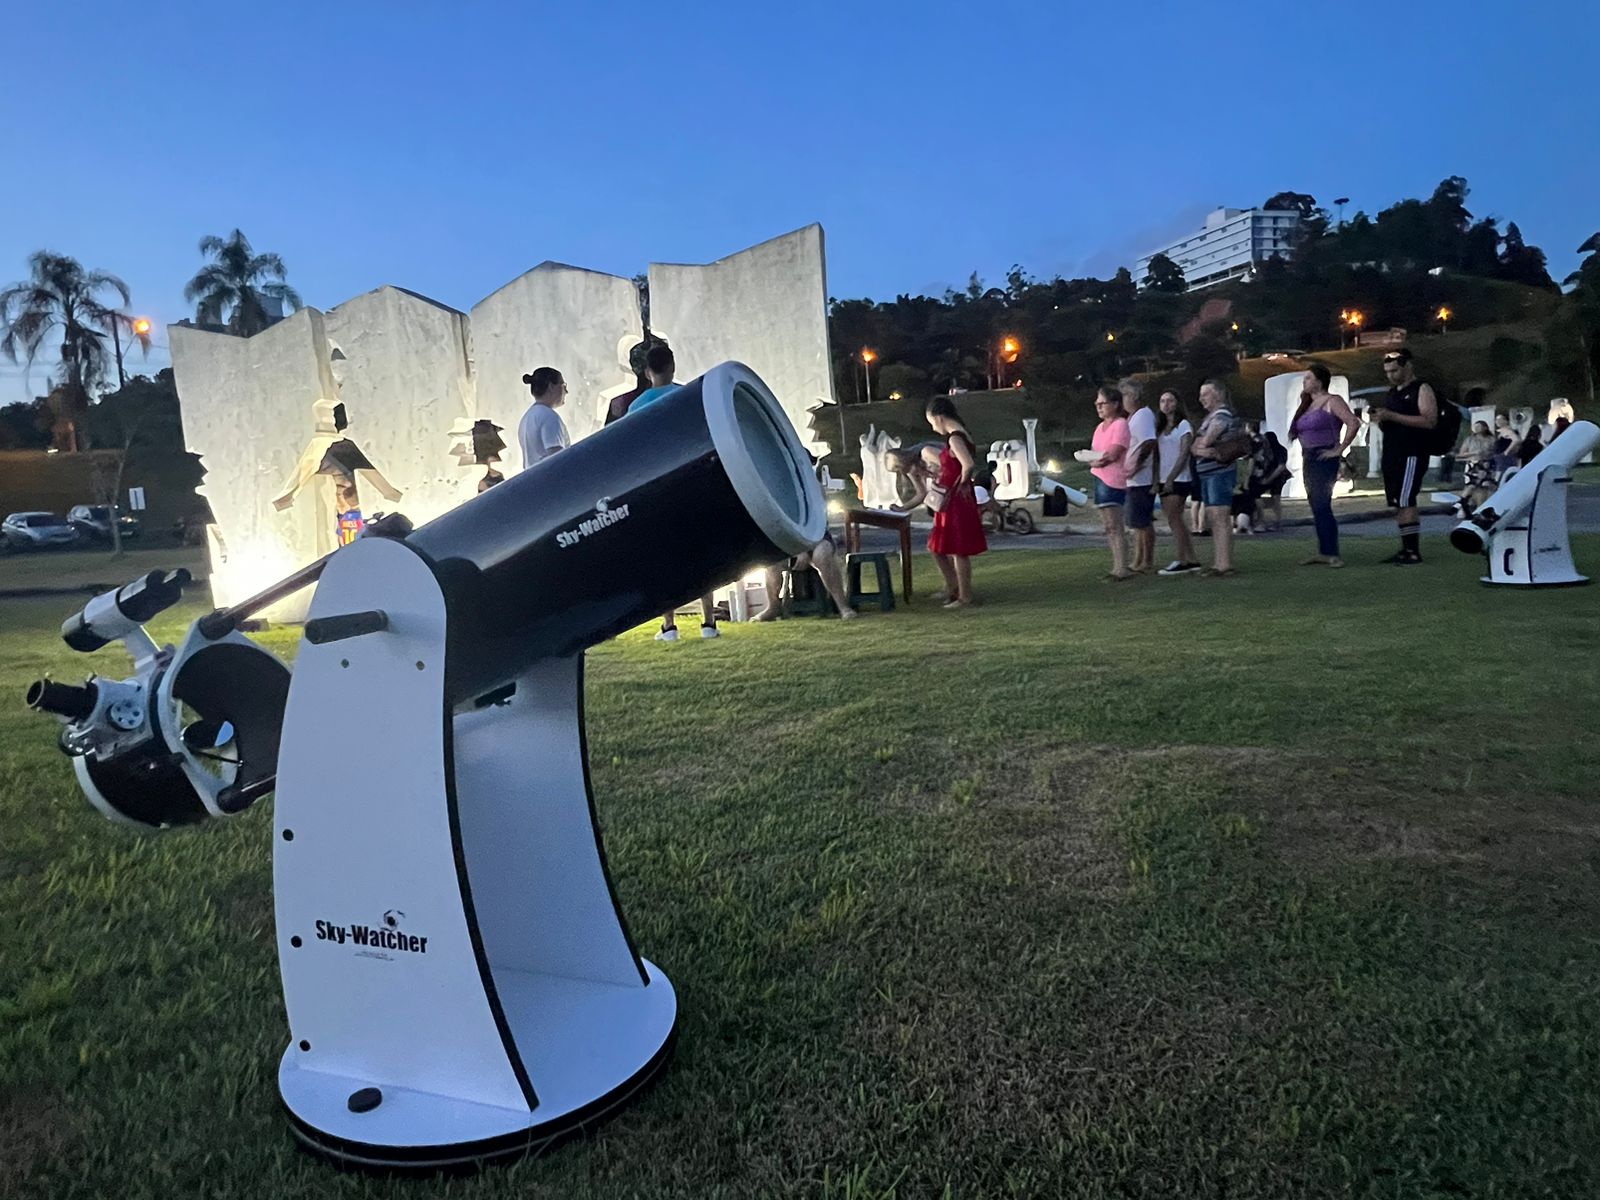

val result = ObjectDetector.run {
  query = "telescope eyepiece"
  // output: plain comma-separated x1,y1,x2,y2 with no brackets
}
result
26,678,98,721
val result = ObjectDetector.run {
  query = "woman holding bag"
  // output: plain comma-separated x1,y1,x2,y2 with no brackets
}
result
923,395,987,607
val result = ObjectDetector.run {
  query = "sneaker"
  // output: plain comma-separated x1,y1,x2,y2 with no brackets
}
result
655,627,680,642
700,624,720,639
1157,560,1201,576
1392,553,1423,566
1327,557,1345,569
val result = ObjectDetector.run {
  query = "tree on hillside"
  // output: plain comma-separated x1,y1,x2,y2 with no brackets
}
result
0,396,52,449
1143,252,1187,293
1497,222,1554,288
85,369,193,555
184,230,303,335
0,251,139,452
1262,192,1319,219
1565,232,1600,397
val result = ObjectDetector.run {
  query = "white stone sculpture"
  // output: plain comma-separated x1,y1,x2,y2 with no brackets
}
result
1262,371,1354,500
857,427,902,509
648,225,834,454
988,439,1031,501
1021,418,1040,472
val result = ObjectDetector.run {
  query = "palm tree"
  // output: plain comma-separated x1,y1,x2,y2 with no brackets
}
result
0,251,139,451
184,229,303,336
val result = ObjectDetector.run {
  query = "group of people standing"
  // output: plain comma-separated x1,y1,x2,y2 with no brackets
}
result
511,347,1467,630
1086,349,1442,576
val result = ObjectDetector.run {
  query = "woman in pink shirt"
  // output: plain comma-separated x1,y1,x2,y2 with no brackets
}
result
1088,386,1132,579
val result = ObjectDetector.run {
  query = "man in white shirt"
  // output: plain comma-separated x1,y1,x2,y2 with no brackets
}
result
1119,378,1158,572
517,367,570,468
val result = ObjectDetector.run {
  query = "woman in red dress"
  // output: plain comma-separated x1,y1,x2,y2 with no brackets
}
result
924,395,987,607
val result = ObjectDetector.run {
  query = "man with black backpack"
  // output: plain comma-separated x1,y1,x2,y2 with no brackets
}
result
1190,379,1251,576
1372,349,1451,566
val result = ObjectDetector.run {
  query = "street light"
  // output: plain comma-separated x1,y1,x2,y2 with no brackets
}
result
1105,331,1116,343
1436,305,1452,333
994,334,1021,389
1338,308,1364,350
859,348,877,405
108,313,154,387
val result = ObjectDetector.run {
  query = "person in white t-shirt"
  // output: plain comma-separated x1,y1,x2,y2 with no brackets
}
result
1153,390,1201,575
517,367,570,469
1119,378,1158,573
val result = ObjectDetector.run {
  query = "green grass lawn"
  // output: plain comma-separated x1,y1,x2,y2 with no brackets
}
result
3,539,1599,1198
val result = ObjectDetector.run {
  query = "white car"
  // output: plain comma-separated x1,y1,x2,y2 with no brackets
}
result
2,511,80,549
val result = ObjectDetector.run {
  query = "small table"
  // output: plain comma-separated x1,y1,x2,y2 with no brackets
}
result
842,509,914,602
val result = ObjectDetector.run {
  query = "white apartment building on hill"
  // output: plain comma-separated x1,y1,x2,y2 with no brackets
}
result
1136,207,1302,292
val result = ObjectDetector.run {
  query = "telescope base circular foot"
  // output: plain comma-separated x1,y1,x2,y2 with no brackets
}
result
278,960,677,1172
1479,575,1591,588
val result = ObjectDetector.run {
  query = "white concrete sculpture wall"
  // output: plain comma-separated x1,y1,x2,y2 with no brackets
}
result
470,264,643,461
171,310,337,616
171,230,831,621
648,225,834,453
1263,371,1352,500
324,286,476,522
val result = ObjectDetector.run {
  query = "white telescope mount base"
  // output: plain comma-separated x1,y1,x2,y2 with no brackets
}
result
272,537,676,1168
1477,463,1590,587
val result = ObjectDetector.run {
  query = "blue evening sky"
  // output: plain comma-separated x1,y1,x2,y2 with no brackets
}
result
1,0,1595,393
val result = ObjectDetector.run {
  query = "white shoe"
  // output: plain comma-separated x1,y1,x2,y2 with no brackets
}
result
700,624,720,639
655,628,680,642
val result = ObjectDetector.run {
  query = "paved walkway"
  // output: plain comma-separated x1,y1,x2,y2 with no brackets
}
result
849,485,1600,555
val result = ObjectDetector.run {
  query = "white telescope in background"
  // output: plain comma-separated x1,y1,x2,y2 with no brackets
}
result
1449,420,1598,587
1038,476,1089,508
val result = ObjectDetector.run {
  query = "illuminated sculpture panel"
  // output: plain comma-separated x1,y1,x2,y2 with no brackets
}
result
171,233,832,619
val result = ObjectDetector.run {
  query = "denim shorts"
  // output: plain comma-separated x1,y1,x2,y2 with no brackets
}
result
1124,487,1155,529
1197,469,1234,508
1094,480,1127,508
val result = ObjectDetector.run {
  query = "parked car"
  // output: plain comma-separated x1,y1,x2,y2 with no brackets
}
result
2,511,80,550
68,504,141,542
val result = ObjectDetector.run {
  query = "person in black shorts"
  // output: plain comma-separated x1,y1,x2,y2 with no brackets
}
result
1371,348,1438,565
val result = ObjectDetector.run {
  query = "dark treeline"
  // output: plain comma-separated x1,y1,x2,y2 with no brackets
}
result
829,177,1594,404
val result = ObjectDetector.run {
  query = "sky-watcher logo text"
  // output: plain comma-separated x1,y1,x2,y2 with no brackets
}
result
556,498,631,549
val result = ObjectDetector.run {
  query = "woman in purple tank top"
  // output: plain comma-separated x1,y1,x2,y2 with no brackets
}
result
1289,363,1361,566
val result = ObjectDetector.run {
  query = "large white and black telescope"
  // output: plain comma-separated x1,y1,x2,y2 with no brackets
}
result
1449,419,1597,587
25,363,825,1168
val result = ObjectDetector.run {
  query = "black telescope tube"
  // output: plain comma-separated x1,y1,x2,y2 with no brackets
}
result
406,364,825,705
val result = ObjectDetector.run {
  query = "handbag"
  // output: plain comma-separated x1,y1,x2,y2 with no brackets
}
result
925,480,949,513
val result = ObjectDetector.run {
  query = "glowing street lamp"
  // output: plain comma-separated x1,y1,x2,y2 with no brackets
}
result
994,334,1021,388
1436,305,1452,332
1338,308,1365,350
108,313,154,386
1105,331,1117,343
859,348,877,405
